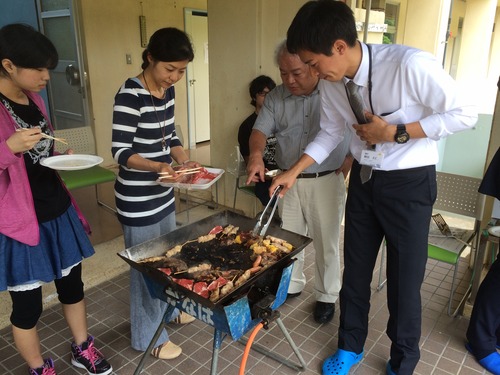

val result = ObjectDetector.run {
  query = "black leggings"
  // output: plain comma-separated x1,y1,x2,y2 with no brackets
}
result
9,263,84,329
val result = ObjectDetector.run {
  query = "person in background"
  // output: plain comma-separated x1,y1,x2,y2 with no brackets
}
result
466,146,500,375
0,24,112,375
246,40,351,324
275,1,478,374
112,27,197,361
238,75,277,205
466,250,500,375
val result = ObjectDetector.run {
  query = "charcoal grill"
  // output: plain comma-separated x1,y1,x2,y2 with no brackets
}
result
118,210,312,374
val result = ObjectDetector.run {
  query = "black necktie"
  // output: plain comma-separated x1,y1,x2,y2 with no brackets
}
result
346,80,372,183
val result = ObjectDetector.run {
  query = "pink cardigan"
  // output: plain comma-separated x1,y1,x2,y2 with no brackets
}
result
0,91,90,246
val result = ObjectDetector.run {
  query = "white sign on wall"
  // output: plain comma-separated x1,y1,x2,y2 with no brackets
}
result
355,22,388,32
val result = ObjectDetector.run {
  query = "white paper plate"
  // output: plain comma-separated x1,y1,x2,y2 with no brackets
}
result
40,154,104,171
156,167,224,189
488,226,500,237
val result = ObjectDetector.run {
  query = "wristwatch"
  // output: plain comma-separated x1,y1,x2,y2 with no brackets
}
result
394,124,410,144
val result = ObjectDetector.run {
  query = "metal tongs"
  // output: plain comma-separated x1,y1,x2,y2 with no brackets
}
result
251,185,283,237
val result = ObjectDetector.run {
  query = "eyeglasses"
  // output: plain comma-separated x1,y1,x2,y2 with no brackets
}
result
257,90,270,97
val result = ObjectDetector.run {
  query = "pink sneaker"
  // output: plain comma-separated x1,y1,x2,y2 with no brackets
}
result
28,358,56,375
70,336,112,375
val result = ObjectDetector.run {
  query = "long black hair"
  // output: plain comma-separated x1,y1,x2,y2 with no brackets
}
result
0,23,58,77
141,27,194,70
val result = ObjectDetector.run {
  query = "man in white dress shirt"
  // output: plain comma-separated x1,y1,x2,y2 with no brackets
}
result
272,1,478,375
247,41,351,324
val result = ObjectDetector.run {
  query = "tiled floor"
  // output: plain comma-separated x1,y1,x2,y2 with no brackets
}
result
0,142,492,374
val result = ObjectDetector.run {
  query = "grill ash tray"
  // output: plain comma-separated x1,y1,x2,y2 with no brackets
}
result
118,210,312,340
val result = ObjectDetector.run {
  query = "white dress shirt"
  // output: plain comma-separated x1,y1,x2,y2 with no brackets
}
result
305,42,478,171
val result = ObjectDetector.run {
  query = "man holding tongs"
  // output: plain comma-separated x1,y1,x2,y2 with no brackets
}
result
246,41,352,324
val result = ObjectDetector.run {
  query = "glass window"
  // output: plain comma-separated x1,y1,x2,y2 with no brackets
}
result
42,17,76,61
40,0,69,12
384,2,399,44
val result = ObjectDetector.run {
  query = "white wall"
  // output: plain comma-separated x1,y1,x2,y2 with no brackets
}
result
208,0,308,214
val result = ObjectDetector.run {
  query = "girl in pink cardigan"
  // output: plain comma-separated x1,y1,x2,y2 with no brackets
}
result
0,24,111,375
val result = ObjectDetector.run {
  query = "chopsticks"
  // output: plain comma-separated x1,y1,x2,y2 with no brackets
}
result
16,128,68,145
158,167,202,175
40,133,68,145
157,167,202,179
158,170,200,179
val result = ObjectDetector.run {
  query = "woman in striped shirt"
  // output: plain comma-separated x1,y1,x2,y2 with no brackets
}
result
112,27,198,360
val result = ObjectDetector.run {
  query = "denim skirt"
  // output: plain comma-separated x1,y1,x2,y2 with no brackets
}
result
0,205,94,291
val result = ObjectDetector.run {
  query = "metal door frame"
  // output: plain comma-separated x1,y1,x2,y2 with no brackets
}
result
36,0,91,129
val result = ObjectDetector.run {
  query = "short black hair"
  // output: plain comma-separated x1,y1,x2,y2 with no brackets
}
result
0,23,58,76
141,27,194,70
287,0,358,56
249,75,276,107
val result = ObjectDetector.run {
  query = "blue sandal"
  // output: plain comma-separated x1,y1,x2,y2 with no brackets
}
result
466,342,500,375
322,349,364,375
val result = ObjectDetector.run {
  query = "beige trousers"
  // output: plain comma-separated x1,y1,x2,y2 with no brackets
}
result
279,171,346,303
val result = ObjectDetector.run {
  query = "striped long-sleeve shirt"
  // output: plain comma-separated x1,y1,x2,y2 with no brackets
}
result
111,77,182,227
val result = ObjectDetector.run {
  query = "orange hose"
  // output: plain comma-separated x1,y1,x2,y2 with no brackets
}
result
239,322,265,375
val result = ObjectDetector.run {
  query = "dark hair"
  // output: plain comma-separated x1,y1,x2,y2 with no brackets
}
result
0,23,58,76
141,27,194,70
249,75,276,107
287,0,358,56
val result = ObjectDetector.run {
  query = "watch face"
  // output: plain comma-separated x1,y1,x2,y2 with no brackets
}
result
396,132,409,144
395,124,409,144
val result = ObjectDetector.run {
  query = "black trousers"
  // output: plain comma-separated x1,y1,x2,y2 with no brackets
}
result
339,161,436,375
255,179,272,206
466,251,500,359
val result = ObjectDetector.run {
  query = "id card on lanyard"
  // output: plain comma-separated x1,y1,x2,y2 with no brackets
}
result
360,149,384,167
